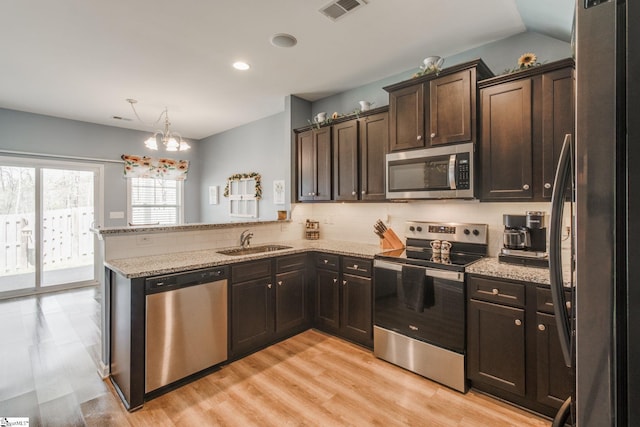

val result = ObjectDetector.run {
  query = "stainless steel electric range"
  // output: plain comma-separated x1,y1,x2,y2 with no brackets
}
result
373,221,488,392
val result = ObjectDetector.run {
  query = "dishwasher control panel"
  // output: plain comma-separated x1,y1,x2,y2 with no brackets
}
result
145,266,229,294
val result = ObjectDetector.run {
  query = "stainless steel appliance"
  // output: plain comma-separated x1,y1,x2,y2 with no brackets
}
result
385,142,475,199
499,211,548,268
373,221,488,392
549,1,639,425
145,267,228,393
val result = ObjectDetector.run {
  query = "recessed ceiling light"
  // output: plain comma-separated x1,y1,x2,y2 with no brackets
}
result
233,61,250,71
270,33,297,48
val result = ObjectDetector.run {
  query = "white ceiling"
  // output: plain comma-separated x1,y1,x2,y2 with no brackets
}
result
0,0,573,140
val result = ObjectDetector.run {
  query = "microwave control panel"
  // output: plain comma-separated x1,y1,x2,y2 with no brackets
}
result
456,153,471,189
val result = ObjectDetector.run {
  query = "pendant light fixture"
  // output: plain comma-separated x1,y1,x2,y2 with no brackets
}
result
127,99,190,151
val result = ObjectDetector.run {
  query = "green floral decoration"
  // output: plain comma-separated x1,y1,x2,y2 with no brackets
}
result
223,172,262,199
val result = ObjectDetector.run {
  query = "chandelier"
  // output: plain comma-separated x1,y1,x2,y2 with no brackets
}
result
127,99,190,151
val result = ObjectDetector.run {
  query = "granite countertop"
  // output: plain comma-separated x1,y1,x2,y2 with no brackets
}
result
466,257,572,287
92,220,288,237
106,239,381,278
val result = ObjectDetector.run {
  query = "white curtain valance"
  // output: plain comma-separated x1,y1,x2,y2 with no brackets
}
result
121,154,189,180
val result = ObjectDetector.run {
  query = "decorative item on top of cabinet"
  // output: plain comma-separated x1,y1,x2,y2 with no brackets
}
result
384,59,493,152
478,58,575,201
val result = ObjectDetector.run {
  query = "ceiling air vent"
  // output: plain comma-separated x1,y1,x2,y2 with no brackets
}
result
320,0,367,21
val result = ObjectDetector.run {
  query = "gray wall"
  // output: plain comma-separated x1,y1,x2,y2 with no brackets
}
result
311,31,571,117
0,31,572,228
198,112,287,223
0,108,201,227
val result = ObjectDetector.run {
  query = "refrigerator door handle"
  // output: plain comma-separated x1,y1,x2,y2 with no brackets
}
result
549,133,574,368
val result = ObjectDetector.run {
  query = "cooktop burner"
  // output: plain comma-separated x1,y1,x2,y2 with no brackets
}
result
374,221,489,272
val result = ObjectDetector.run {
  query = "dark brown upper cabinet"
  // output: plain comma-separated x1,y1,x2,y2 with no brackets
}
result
359,112,388,200
332,111,389,201
296,107,388,203
384,59,492,152
332,120,359,201
478,58,575,202
297,127,332,201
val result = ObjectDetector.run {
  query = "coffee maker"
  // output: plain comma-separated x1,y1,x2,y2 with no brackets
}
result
499,211,549,267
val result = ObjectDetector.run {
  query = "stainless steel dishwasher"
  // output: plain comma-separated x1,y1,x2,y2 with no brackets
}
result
145,266,228,393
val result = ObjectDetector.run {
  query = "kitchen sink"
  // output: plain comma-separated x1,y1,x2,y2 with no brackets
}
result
217,244,292,256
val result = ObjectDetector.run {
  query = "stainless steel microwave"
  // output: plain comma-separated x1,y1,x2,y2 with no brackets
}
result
386,142,475,199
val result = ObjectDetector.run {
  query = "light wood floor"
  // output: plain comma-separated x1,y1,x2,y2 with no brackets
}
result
0,288,551,426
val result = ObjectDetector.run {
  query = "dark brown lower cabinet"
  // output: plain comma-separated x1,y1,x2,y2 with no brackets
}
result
467,299,526,396
467,275,572,418
231,276,273,355
536,312,573,407
231,255,308,358
315,254,373,348
316,267,340,331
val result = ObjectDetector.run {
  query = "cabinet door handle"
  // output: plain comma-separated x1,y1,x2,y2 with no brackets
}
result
538,324,546,331
278,281,283,286
417,135,422,141
342,280,347,286
361,190,366,195
312,192,316,196
544,183,552,189
522,184,530,190
566,301,572,310
409,325,418,331
430,133,436,138
353,264,358,270
351,191,356,196
333,278,338,283
324,259,329,264
515,319,522,326
492,288,499,295
267,283,272,289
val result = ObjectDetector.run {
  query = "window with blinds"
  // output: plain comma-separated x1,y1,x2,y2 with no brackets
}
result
128,178,183,225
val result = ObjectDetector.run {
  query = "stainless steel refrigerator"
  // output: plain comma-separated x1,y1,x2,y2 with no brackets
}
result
549,0,639,425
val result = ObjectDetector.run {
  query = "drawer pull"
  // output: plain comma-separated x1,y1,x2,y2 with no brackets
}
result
515,319,522,326
278,281,283,286
333,278,338,283
492,288,499,295
538,324,546,331
409,325,418,331
353,264,359,270
324,259,329,264
267,283,272,289
343,280,347,286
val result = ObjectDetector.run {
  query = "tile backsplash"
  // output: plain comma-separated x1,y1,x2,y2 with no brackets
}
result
291,200,565,257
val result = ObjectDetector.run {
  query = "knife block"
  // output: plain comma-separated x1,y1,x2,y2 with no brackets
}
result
380,228,404,250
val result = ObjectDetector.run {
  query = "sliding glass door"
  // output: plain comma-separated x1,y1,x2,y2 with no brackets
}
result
0,157,101,298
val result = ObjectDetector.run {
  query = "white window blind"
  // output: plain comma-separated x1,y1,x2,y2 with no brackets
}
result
129,178,182,225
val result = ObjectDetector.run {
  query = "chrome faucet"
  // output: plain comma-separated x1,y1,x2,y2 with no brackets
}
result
240,229,253,248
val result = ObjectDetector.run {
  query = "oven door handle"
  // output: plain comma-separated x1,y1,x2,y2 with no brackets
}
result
374,259,464,282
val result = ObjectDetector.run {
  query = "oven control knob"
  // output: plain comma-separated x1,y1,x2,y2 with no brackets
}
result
409,226,415,232
464,229,470,235
472,229,480,236
416,226,422,232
